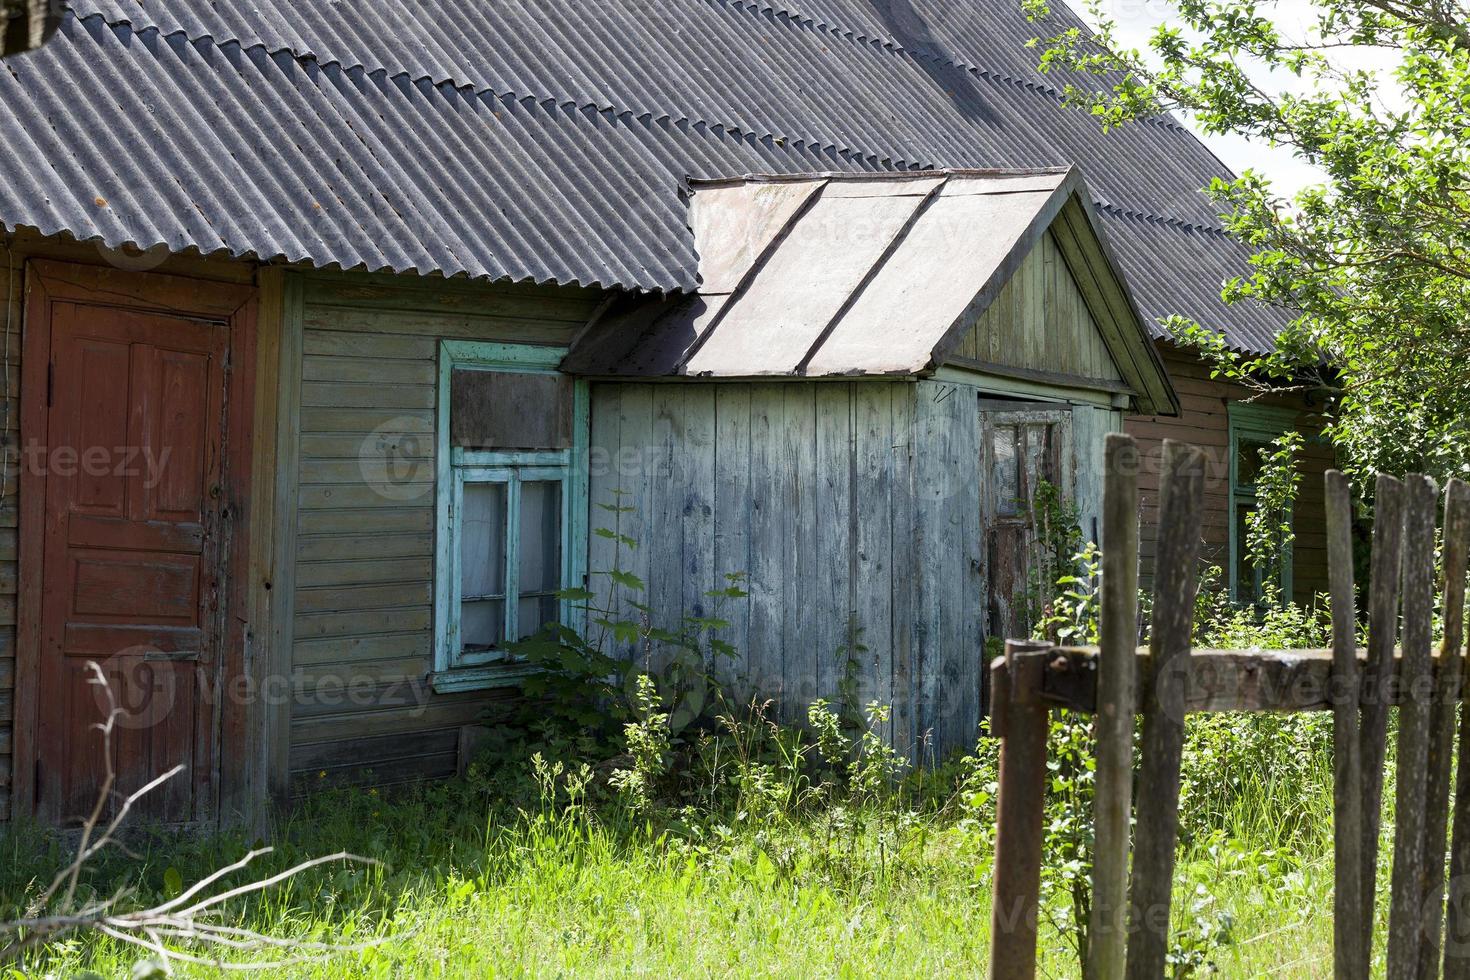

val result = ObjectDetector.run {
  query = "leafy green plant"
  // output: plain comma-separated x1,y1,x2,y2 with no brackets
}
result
608,675,673,814
1040,541,1103,646
506,494,747,756
1245,431,1303,596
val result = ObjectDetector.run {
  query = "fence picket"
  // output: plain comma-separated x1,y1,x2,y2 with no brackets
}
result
1086,433,1140,980
1418,479,1470,978
985,453,1462,980
1362,474,1406,951
1387,475,1439,980
1438,480,1470,979
1326,470,1365,980
1124,440,1205,980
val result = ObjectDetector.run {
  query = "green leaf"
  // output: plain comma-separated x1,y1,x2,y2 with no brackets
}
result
609,569,646,591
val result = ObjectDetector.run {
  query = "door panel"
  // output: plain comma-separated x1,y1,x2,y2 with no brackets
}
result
981,405,1075,645
35,300,229,825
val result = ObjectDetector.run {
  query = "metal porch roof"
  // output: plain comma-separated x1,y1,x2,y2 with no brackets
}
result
563,168,1179,415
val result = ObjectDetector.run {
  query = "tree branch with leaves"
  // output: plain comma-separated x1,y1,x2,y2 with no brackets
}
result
1025,0,1470,486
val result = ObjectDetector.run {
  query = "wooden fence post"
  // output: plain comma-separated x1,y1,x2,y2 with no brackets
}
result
988,640,1054,980
1087,433,1140,980
1326,470,1365,980
1362,474,1406,949
1124,440,1205,980
1387,475,1438,980
1418,479,1470,979
1438,480,1470,979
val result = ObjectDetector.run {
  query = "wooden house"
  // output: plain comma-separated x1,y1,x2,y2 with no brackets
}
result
0,0,1328,827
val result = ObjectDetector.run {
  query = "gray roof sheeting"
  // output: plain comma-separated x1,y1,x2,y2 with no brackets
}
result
0,1,1290,351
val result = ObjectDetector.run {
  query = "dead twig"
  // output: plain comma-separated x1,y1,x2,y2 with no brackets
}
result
0,661,395,972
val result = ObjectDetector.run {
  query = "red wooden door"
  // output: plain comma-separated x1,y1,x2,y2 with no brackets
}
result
35,300,229,825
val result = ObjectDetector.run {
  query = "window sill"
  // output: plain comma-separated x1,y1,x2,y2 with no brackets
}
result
429,662,540,694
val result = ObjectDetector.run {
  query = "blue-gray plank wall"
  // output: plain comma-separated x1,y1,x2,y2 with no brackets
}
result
589,379,1002,756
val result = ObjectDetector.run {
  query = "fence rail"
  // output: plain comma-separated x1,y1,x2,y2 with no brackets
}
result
986,434,1470,980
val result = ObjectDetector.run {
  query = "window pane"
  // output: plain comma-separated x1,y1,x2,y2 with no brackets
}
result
519,481,562,593
518,596,560,640
461,482,508,599
992,425,1020,516
1236,438,1271,489
518,480,562,638
461,599,505,651
1235,501,1261,604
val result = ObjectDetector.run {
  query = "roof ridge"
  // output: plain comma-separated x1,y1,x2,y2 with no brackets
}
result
73,10,1233,238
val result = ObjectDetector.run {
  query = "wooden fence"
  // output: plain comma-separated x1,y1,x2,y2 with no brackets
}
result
987,434,1470,980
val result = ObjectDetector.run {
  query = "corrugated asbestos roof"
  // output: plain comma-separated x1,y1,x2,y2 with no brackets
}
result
0,1,1289,352
563,168,1178,415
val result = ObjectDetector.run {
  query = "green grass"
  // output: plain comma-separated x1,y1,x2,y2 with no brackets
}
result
0,713,1372,979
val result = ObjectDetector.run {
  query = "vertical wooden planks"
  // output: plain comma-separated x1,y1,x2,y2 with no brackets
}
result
912,381,977,751
781,386,819,712
586,384,622,645
712,384,753,691
1362,475,1406,945
647,388,683,673
1125,440,1206,980
890,386,918,758
747,383,787,704
812,384,852,711
1087,433,1140,980
680,386,717,664
955,389,985,750
988,640,1054,980
1387,475,1438,980
614,385,655,660
1441,480,1470,979
1325,470,1364,980
912,383,950,748
1421,479,1470,978
853,384,895,726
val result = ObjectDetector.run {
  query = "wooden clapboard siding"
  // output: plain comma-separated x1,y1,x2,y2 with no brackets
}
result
283,274,600,788
951,231,1124,386
1125,343,1333,606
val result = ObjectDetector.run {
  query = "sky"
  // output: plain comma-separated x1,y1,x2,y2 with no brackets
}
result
1072,0,1388,196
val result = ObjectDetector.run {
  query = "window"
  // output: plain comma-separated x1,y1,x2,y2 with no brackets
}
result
1228,404,1297,608
433,341,587,691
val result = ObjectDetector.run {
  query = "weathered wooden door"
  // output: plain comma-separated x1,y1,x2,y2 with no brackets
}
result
981,404,1075,644
25,266,248,826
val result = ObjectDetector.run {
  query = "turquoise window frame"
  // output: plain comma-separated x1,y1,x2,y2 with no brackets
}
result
1227,403,1298,607
432,340,588,693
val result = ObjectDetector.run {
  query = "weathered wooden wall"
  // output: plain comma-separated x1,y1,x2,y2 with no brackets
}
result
950,231,1124,386
1125,344,1333,605
281,274,601,793
0,246,16,822
588,379,1115,758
